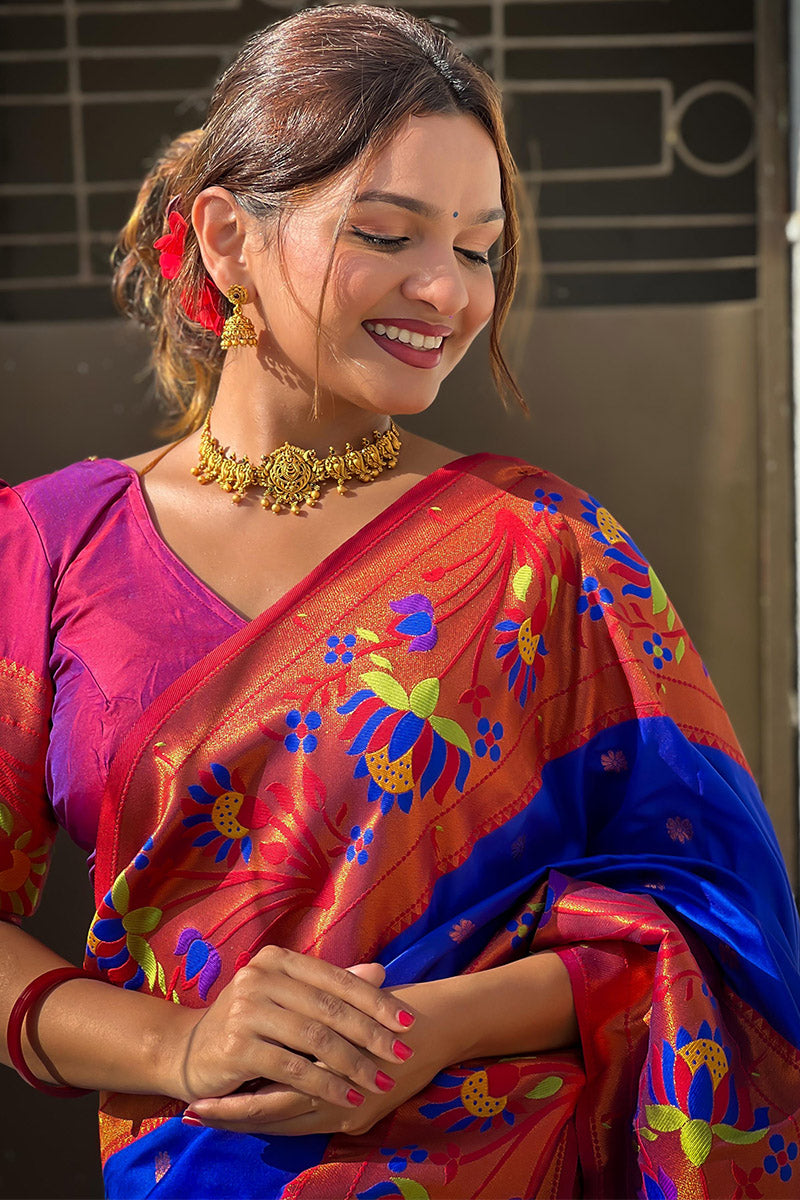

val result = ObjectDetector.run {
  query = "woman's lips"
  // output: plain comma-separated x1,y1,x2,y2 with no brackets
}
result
362,320,448,370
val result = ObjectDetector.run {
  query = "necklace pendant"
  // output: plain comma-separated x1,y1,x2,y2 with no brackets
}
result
193,414,401,513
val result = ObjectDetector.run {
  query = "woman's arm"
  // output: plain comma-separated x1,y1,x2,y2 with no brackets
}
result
0,919,202,1096
0,922,418,1111
180,951,578,1134
399,950,578,1061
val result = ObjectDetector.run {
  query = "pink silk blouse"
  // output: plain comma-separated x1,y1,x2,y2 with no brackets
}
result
1,459,245,873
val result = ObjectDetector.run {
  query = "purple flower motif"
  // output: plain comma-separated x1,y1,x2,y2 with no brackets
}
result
577,576,613,621
175,927,222,1001
285,709,322,752
389,593,437,652
639,1165,678,1200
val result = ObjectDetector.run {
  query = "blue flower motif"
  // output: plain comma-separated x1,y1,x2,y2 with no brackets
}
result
379,1144,429,1172
284,709,322,752
576,576,613,620
643,631,673,671
764,1133,798,1182
506,910,535,949
475,717,504,762
134,836,154,870
325,633,356,665
346,825,374,865
532,488,562,514
389,593,437,652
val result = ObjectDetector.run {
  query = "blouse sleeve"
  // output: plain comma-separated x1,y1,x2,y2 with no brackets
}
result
0,481,57,924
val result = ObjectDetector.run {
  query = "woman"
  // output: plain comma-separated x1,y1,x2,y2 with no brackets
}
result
2,6,799,1198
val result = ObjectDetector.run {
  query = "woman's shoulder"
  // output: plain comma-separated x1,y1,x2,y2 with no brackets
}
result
466,447,598,517
3,458,139,570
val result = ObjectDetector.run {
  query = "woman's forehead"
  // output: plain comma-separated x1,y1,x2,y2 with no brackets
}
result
331,114,503,214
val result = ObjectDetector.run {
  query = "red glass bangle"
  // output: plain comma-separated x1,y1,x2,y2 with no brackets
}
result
7,967,92,1097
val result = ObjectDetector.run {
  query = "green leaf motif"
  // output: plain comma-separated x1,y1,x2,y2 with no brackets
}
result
360,671,409,711
667,605,676,632
123,906,162,935
0,801,12,835
391,1178,431,1200
127,935,158,991
111,871,130,916
640,1128,658,1141
513,565,533,603
712,1123,769,1145
356,627,380,644
157,963,166,996
680,1118,712,1167
645,1104,687,1133
429,715,472,754
649,566,668,616
410,677,440,720
526,1075,563,1099
550,574,560,614
369,654,394,672
675,637,686,664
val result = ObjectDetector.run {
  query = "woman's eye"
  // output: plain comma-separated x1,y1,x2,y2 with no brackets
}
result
457,248,490,266
351,228,407,249
351,227,490,266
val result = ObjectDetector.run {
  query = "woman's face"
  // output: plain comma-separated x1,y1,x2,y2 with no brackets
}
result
244,112,505,417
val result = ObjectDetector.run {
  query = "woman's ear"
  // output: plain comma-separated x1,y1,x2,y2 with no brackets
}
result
191,186,251,295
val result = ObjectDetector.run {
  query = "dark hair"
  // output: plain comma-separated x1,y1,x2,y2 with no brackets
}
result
111,3,528,435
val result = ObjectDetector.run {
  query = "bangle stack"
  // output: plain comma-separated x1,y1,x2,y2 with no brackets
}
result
7,966,92,1097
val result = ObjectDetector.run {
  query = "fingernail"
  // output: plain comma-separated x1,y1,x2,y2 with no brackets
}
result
375,1070,396,1092
346,1088,365,1106
392,1039,414,1061
182,1112,203,1126
398,1009,415,1027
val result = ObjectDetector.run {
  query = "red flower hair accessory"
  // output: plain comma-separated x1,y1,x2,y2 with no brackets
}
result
153,210,225,336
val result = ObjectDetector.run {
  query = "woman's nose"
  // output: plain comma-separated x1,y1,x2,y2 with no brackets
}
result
400,253,470,316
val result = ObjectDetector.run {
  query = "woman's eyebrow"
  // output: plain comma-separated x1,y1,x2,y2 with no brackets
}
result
353,189,505,225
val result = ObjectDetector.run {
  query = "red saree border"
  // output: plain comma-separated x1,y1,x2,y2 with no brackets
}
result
95,451,520,900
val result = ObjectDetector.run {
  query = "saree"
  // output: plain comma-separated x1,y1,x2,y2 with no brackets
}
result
20,452,800,1197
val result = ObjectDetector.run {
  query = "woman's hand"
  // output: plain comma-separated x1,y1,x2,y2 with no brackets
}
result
171,946,417,1112
180,979,455,1136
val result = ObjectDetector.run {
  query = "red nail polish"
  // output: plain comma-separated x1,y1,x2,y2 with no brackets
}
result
182,1112,203,1126
346,1088,365,1106
375,1070,396,1092
398,1009,415,1027
392,1039,414,1061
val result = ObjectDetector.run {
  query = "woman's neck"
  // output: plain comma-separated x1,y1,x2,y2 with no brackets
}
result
208,351,393,460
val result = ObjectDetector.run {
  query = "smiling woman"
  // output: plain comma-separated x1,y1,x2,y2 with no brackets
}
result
2,6,800,1200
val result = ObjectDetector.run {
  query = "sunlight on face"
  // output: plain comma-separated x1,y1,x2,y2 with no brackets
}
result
245,112,505,419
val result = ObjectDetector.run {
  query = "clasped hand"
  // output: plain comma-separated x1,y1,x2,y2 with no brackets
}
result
174,945,455,1136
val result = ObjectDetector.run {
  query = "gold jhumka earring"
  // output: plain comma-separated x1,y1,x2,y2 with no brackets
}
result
220,284,258,349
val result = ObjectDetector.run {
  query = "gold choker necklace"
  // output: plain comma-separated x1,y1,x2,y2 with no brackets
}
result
191,414,402,514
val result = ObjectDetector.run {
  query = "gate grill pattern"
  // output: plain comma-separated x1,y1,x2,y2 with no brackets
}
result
0,0,756,319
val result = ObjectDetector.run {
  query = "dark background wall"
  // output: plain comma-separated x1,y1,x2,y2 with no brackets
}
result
1,3,794,1198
